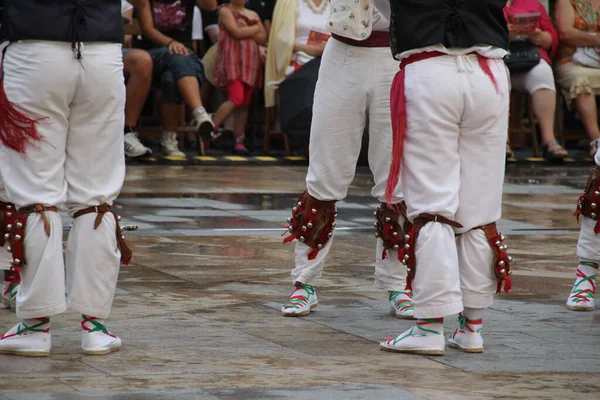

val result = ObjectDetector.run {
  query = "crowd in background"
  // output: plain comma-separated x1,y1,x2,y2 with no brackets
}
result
2,0,600,161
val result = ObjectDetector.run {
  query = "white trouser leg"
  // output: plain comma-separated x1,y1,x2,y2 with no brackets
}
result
577,217,600,262
63,43,125,318
17,213,67,319
0,42,77,318
401,55,509,318
0,170,10,271
375,239,407,291
292,40,368,285
455,58,510,309
67,213,121,318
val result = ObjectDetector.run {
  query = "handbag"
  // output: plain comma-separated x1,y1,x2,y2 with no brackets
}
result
503,40,541,73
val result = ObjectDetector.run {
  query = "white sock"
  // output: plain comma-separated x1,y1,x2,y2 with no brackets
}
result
463,307,484,320
462,307,484,333
162,131,177,141
192,107,207,119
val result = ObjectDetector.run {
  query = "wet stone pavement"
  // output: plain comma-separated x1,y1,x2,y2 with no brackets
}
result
0,165,599,400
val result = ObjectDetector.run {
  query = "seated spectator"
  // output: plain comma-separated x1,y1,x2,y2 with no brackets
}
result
555,0,600,155
264,0,330,108
211,1,266,154
122,0,154,158
505,0,568,162
130,0,217,157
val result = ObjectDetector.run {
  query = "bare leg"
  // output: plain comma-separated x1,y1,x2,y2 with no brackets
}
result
177,76,204,110
532,89,567,156
123,50,152,127
576,93,600,141
233,106,249,136
161,103,182,132
212,100,236,129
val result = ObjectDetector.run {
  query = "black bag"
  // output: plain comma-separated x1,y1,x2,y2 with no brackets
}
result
504,40,541,73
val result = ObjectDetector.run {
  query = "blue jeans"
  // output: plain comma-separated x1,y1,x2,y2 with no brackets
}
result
147,47,206,105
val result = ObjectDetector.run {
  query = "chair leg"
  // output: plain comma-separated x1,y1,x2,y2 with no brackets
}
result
264,107,272,155
527,97,540,158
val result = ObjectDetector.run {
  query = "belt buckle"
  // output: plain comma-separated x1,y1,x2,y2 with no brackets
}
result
433,215,438,222
94,206,99,213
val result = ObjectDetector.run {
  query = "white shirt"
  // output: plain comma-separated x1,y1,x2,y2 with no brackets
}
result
296,0,330,44
372,5,389,32
192,6,204,40
121,0,133,15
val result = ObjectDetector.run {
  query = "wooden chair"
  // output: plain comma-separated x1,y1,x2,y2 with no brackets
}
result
264,88,292,156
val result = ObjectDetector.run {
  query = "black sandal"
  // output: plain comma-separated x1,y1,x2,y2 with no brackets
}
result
542,140,568,163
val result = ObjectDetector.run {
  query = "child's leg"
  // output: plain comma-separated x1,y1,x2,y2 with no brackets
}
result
232,84,254,154
213,80,244,129
568,217,599,311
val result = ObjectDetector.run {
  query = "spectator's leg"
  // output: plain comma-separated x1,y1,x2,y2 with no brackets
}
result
123,49,153,158
232,85,253,155
524,61,567,158
576,93,600,141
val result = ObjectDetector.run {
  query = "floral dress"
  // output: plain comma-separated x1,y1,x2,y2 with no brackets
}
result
212,7,263,89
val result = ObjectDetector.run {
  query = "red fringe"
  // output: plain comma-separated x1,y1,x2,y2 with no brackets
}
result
384,69,405,207
476,55,501,94
0,80,45,153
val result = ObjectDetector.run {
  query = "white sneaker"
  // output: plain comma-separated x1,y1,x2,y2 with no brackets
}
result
380,320,445,356
388,290,415,319
81,317,121,355
566,264,597,311
281,284,318,317
194,109,215,140
448,314,484,353
161,132,186,158
124,132,152,158
2,280,18,312
0,319,51,357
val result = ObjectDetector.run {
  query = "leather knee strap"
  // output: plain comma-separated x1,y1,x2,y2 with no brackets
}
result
401,213,463,291
73,203,133,266
374,202,409,261
283,191,337,260
574,166,600,234
5,204,59,285
470,222,512,293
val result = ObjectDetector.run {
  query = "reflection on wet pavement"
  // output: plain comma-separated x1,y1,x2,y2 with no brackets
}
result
1,165,599,400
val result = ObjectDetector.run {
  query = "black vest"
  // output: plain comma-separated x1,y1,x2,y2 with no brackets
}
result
390,0,508,57
3,0,122,44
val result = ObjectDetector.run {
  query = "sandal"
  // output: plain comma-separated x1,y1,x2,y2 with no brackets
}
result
506,142,515,159
542,140,568,163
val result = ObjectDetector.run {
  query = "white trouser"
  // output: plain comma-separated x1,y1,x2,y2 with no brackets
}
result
0,41,125,319
401,54,510,318
292,39,406,290
511,59,555,94
577,217,600,263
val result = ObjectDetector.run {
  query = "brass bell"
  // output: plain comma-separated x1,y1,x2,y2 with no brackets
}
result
385,217,391,222
508,270,512,275
499,269,506,275
392,232,398,237
499,260,505,267
407,268,411,273
6,246,11,252
3,234,8,240
307,222,313,229
328,232,333,238
401,259,407,265
117,215,122,221
299,236,305,242
592,213,597,219
6,224,12,230
593,203,598,209
292,207,297,212
500,235,505,241
404,234,410,240
297,201,302,206
302,226,307,232
507,256,513,262
13,259,20,265
14,234,22,241
373,222,378,227
495,241,501,247
334,212,338,217
373,211,377,216
121,235,125,240
332,221,336,227
404,254,410,260
288,227,293,233
16,222,23,229
393,245,399,250
6,205,12,210
595,191,600,196
404,244,410,250
5,212,12,218
287,217,292,223
317,244,323,250
311,208,317,214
